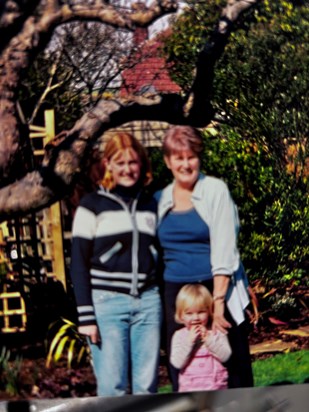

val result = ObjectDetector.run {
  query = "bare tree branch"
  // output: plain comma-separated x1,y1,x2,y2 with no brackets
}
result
29,57,72,124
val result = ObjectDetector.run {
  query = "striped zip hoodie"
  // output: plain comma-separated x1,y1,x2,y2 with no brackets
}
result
70,185,158,326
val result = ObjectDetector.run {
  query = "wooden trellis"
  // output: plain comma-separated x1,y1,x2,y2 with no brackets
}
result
0,291,27,333
0,110,66,287
29,109,67,290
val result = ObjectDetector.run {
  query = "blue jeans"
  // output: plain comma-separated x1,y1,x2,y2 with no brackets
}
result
89,287,162,396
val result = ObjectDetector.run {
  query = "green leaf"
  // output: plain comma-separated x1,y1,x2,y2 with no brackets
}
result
67,339,75,369
54,336,70,362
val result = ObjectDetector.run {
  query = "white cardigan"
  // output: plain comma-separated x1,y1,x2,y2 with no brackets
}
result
157,173,250,325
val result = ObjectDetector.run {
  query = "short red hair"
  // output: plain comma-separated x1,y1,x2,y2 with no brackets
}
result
163,126,204,158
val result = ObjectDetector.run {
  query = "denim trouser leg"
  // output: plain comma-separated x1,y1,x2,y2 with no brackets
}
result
130,287,162,394
90,290,130,396
90,288,162,397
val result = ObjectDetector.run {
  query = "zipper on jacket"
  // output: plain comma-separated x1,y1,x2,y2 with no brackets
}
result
130,198,139,296
98,189,140,296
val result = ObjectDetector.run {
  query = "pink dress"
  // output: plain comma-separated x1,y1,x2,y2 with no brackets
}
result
170,327,231,392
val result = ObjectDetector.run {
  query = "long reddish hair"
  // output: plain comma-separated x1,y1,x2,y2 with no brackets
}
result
101,132,152,190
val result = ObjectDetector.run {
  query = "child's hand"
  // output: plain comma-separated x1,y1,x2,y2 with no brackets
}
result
198,325,208,341
188,325,207,344
188,325,200,343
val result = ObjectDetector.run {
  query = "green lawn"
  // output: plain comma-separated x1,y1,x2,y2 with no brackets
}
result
158,350,309,393
253,350,309,387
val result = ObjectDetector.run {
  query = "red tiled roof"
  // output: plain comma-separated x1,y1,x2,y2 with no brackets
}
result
120,35,181,96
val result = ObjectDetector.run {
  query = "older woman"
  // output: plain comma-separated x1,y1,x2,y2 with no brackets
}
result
70,132,162,396
156,125,253,391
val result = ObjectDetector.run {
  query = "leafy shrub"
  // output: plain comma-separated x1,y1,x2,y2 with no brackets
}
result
269,293,298,321
0,347,23,396
199,126,308,293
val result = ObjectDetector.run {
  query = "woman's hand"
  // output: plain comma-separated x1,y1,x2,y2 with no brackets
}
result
212,274,232,334
78,325,100,344
212,300,232,334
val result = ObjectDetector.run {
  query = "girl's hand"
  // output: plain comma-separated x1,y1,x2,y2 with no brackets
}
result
212,301,232,334
78,325,100,344
198,325,208,341
188,325,201,344
189,325,207,344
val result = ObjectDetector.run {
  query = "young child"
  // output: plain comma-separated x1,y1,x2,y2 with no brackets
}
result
170,284,232,392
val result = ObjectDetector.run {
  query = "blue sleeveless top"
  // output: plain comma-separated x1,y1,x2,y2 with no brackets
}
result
157,208,212,282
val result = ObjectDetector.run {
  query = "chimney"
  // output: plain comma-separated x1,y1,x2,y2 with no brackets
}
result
133,27,148,46
132,2,148,46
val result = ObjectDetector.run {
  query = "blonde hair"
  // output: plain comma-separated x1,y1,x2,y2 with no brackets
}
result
175,284,213,326
163,125,204,159
101,132,152,190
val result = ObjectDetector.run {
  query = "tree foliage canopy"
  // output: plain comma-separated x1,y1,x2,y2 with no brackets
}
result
163,0,308,152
